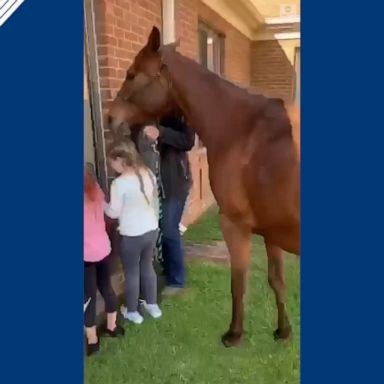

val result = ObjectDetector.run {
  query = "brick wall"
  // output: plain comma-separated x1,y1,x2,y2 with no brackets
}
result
94,0,162,175
250,40,294,102
176,1,252,87
92,0,296,225
197,2,251,87
175,0,198,61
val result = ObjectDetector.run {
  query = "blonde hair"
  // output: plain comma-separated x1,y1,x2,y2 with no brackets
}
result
108,140,155,204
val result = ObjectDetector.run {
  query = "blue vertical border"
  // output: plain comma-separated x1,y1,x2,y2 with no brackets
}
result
1,0,384,383
302,1,384,383
0,1,83,383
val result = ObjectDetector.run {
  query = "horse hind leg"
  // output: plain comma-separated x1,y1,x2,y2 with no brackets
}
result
266,242,292,340
220,215,251,347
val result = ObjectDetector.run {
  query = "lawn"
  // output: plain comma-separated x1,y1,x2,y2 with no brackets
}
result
85,207,300,384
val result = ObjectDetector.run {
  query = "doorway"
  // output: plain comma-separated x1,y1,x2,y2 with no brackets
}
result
84,54,96,168
84,0,108,189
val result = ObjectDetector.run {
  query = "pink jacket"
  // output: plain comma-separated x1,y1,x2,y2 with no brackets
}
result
84,190,111,263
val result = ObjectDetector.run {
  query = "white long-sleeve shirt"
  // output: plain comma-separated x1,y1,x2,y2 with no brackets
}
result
104,170,158,237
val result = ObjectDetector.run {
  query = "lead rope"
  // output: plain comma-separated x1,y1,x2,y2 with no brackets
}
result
152,120,164,267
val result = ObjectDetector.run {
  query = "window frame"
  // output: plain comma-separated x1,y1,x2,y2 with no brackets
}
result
293,46,300,105
196,21,225,149
198,21,225,76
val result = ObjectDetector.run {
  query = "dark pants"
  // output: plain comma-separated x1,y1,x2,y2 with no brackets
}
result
84,257,117,327
120,230,158,312
161,196,187,287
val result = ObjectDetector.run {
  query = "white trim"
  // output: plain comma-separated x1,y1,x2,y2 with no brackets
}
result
253,31,300,41
265,15,300,25
0,0,24,27
162,0,175,44
201,0,263,39
237,0,265,24
280,4,297,18
84,0,109,189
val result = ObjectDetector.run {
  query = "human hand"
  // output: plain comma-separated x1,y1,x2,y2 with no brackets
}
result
143,125,160,142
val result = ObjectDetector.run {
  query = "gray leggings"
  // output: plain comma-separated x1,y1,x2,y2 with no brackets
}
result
120,230,157,312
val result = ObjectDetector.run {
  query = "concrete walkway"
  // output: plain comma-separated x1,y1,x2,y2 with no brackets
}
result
184,241,229,264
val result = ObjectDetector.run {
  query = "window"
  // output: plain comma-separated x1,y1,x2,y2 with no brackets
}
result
198,22,224,75
293,47,300,106
196,22,224,148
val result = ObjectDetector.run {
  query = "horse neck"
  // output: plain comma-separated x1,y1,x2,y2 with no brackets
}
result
164,52,230,147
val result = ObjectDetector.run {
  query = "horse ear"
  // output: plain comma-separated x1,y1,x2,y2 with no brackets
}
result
146,26,161,52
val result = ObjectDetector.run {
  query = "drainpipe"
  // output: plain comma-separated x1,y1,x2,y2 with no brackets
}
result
162,0,176,44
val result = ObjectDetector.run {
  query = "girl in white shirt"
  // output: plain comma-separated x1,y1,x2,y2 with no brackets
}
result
105,141,161,324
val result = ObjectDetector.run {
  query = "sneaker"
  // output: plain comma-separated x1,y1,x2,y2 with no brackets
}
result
120,306,144,324
162,286,184,297
141,302,162,319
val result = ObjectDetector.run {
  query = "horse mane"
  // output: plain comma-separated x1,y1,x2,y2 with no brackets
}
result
162,49,293,141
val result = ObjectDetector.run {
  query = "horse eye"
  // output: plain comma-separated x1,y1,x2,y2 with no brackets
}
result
126,72,135,80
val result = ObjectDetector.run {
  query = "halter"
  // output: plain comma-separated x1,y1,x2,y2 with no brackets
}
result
156,63,173,93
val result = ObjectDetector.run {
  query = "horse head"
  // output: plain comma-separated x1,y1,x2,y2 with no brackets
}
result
108,26,178,133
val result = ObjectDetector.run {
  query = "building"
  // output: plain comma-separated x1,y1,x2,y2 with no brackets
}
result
84,0,301,229
84,0,300,308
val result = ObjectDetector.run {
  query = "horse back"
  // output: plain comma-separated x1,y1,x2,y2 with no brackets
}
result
242,100,300,229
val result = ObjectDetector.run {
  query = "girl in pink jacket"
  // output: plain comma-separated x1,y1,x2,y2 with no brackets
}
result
84,167,124,356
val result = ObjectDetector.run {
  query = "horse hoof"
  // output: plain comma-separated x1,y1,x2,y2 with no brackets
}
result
273,326,291,341
221,330,243,347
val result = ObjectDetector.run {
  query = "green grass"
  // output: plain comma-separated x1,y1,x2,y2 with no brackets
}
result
184,206,222,243
85,207,300,384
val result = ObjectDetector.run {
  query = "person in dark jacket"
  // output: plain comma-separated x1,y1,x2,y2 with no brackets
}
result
132,111,194,295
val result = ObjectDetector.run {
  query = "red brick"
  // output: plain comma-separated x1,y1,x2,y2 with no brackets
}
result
114,27,124,39
131,42,143,53
116,18,130,29
118,59,131,70
116,0,130,10
118,38,132,51
113,5,123,18
98,56,119,68
115,48,132,59
98,35,117,46
125,31,139,42
99,23,114,35
131,24,145,36
97,46,109,56
124,11,138,25
250,40,294,101
117,69,126,79
100,89,113,101
99,67,117,78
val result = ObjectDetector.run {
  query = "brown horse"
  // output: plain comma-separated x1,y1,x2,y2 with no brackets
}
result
109,26,300,347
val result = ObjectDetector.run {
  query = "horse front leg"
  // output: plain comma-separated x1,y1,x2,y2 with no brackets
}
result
265,242,291,340
220,215,251,347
